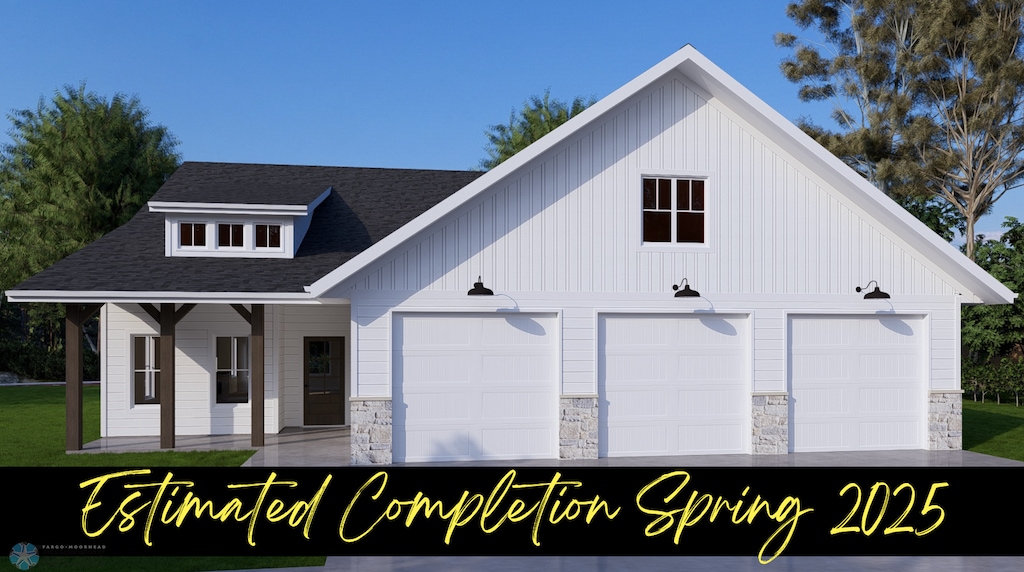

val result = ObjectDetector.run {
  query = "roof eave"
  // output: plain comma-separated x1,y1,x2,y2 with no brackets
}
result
3,289,343,305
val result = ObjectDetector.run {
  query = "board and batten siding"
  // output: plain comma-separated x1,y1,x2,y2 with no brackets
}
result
102,303,280,436
341,71,964,299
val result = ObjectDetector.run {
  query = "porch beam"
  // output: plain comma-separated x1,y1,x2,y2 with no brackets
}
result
159,303,176,449
251,304,264,447
139,303,160,324
230,304,252,325
174,304,196,325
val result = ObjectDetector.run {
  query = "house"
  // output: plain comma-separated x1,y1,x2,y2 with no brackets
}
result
6,46,1014,464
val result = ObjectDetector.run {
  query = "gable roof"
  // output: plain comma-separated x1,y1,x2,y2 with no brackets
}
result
7,162,482,303
304,45,1015,305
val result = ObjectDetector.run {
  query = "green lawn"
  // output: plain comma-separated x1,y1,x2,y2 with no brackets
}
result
962,398,1024,461
1,384,326,571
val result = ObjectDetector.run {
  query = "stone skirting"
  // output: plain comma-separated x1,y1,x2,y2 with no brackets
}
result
752,393,788,454
559,396,598,459
928,391,962,450
350,399,392,465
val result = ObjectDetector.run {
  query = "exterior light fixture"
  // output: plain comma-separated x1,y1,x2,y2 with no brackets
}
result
468,276,494,296
856,280,890,299
672,279,701,298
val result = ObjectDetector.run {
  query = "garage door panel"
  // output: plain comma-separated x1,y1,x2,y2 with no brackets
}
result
789,315,925,452
394,313,557,463
600,314,750,457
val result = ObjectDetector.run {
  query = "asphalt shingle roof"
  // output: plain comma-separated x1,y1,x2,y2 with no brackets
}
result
13,162,483,293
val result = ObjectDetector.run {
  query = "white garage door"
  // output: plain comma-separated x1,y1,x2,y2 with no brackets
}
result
599,314,750,457
788,315,925,452
393,313,558,463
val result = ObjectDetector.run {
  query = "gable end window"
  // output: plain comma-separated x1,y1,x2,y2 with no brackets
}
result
132,335,160,405
642,177,705,244
255,224,281,248
216,336,250,404
180,222,206,247
218,223,244,248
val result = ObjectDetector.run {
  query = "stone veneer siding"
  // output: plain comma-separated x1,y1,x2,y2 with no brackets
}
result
929,391,962,450
559,396,598,459
752,393,788,454
350,399,392,465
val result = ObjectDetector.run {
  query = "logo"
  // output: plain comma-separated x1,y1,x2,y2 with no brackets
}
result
8,543,38,570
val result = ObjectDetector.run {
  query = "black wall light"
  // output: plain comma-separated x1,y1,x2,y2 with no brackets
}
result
468,276,494,296
856,280,890,299
672,278,701,298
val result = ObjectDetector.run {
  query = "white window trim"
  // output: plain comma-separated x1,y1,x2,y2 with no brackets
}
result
638,172,714,253
165,215,296,258
131,334,160,407
215,335,251,405
253,222,285,252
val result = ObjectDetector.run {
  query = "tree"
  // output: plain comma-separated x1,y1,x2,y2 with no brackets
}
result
480,89,594,170
776,1,1024,259
0,83,180,377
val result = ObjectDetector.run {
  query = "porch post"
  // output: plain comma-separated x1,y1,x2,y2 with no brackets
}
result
65,303,101,452
160,303,176,449
65,304,84,452
251,304,265,447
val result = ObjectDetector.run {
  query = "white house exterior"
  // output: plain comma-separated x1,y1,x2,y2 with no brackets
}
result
7,46,1014,464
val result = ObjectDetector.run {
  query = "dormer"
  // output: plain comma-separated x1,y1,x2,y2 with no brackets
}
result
149,187,331,259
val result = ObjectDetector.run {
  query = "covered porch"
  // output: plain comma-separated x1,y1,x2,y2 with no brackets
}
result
62,300,351,453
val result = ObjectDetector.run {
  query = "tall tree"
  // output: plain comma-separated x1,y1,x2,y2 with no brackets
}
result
480,89,594,170
776,0,1024,259
0,83,180,294
0,83,180,367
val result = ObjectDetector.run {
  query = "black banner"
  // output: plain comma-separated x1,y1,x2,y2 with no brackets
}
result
2,467,1019,563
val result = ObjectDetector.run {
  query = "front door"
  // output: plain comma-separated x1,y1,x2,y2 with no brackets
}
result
304,337,344,425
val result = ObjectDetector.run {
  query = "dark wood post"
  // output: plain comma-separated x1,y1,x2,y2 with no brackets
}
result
160,303,176,449
65,304,84,452
65,303,101,452
251,304,265,447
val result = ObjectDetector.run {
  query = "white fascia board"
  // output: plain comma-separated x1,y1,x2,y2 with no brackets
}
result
148,202,312,217
306,45,1015,305
3,289,346,305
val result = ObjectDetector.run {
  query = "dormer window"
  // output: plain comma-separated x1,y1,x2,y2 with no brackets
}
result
180,223,206,247
255,224,281,248
218,224,244,248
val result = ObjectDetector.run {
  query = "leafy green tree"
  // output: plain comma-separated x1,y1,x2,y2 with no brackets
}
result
480,89,594,170
776,1,1024,259
0,84,179,377
0,83,180,295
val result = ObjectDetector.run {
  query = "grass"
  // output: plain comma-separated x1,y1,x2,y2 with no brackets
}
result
962,398,1024,461
1,384,326,571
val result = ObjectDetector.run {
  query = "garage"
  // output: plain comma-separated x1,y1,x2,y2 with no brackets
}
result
392,312,558,462
598,314,750,457
788,315,926,452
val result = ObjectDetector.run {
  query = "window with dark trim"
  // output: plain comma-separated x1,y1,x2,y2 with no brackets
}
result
218,223,244,248
255,224,281,248
216,336,249,404
642,177,705,244
133,336,160,405
180,222,206,247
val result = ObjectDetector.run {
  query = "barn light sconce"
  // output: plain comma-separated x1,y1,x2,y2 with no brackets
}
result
672,278,701,298
468,276,494,296
856,280,890,299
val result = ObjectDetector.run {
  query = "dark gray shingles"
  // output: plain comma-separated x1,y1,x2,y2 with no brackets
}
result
13,163,483,293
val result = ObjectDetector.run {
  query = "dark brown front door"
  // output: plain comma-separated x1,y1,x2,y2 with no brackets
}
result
304,337,344,425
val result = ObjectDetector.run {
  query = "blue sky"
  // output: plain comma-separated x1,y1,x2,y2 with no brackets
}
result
1,0,1020,239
